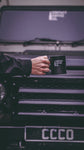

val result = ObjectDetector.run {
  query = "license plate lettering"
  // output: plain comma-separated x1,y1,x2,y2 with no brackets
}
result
42,128,74,141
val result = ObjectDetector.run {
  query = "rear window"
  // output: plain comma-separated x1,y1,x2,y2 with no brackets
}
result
0,6,84,43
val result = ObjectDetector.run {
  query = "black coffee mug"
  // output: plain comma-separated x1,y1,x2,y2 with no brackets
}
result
49,56,66,74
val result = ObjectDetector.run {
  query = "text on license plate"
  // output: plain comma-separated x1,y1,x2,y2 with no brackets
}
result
24,126,84,143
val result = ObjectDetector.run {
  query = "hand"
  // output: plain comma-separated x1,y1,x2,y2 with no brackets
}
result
31,56,50,75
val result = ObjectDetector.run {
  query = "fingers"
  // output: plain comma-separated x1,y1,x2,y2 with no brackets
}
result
40,56,50,73
35,65,50,73
40,63,49,68
41,67,50,73
41,56,50,64
37,71,46,75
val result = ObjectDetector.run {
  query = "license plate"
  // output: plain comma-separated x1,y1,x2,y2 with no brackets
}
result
24,126,84,143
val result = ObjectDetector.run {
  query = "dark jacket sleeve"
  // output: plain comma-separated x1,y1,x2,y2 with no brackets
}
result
0,53,32,76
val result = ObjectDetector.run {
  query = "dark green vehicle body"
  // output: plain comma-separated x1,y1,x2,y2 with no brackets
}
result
0,6,84,150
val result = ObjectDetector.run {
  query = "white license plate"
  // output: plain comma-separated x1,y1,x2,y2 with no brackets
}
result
24,126,84,143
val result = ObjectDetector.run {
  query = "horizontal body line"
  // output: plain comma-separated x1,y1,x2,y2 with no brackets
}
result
19,88,84,94
18,112,84,117
18,100,84,105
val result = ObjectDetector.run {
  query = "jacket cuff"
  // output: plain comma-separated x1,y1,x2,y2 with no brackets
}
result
23,59,32,76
